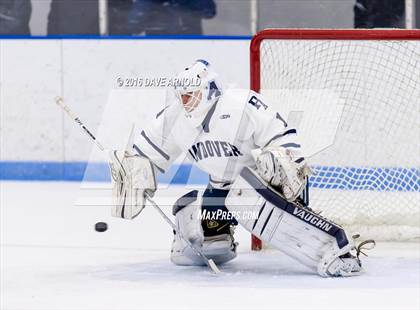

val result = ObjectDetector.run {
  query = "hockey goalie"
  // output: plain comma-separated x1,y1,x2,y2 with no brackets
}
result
109,59,374,277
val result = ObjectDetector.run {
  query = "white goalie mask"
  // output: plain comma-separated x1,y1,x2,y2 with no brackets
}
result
174,59,222,122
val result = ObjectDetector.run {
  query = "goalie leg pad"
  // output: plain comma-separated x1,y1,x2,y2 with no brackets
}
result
225,167,363,277
170,190,237,266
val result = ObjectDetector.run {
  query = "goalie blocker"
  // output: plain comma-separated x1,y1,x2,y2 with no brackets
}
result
226,167,374,277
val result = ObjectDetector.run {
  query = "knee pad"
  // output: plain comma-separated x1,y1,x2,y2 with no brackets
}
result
170,190,237,266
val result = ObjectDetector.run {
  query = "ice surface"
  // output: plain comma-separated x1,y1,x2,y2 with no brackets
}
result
1,182,419,310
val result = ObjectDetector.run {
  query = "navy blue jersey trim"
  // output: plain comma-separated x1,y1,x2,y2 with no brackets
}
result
141,130,170,160
133,144,165,173
295,157,305,163
281,142,301,148
263,129,297,148
201,102,218,133
156,106,168,119
276,113,288,127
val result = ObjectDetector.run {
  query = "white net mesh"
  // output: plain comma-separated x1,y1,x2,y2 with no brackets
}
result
257,36,420,241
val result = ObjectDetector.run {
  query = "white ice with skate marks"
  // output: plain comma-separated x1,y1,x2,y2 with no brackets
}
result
1,182,419,310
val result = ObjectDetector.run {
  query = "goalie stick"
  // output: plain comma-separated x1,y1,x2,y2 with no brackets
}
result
54,96,221,275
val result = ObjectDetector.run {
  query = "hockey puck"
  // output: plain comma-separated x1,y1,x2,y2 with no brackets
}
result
95,222,108,232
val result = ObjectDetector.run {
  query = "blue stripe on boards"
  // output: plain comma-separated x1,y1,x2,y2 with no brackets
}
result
0,161,108,181
0,161,418,191
0,161,206,184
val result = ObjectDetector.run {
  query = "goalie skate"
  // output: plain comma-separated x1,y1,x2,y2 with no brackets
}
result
170,190,237,266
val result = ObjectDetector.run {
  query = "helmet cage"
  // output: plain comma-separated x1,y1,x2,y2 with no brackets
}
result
179,90,203,113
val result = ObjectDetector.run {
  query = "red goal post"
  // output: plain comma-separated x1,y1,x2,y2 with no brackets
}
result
250,29,420,251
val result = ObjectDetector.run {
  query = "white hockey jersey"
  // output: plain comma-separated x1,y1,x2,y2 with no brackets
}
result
132,88,302,188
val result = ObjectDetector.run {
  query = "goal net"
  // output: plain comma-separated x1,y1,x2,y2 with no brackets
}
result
250,29,420,249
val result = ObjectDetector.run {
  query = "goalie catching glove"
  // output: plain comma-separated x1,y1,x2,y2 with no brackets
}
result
109,150,157,219
255,145,312,201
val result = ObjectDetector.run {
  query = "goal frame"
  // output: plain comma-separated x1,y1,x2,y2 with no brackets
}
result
250,28,420,251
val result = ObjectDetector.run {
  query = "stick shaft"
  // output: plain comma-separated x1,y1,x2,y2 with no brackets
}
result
55,96,106,152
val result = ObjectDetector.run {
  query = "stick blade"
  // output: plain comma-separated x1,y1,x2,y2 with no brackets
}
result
207,259,221,275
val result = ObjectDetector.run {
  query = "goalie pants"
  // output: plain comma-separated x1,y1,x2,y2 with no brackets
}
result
201,185,238,235
170,184,238,266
